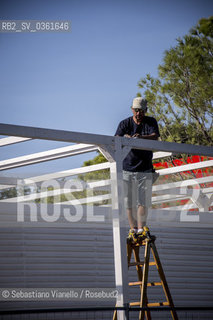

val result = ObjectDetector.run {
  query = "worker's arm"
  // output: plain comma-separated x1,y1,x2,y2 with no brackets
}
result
132,133,159,140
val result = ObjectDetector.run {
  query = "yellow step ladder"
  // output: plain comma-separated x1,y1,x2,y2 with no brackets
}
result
113,228,179,320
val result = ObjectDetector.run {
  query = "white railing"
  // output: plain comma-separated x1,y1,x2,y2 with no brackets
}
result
1,160,212,211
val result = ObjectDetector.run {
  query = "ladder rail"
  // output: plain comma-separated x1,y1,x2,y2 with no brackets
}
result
126,232,179,320
139,240,151,320
150,242,178,320
132,244,151,320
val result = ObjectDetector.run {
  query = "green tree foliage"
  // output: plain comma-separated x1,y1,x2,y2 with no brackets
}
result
0,187,17,200
29,153,109,205
0,185,31,200
76,152,110,205
79,17,212,184
138,16,213,146
79,152,109,182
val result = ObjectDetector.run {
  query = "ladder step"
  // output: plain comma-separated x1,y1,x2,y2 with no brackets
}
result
129,281,162,287
130,301,169,307
148,282,162,287
129,281,142,286
148,302,170,307
130,302,141,306
128,261,156,267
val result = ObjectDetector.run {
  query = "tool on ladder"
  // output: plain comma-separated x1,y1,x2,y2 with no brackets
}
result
113,227,178,320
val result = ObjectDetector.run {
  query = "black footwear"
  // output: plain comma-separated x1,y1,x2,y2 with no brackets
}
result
127,229,138,243
137,226,151,241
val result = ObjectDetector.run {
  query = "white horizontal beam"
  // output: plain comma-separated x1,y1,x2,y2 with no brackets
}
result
0,123,212,157
153,175,213,192
0,188,77,203
156,160,213,176
58,193,111,205
87,179,111,189
152,187,213,204
0,143,98,171
0,185,14,190
0,179,111,203
122,136,213,157
152,193,189,204
0,136,32,147
24,162,111,184
153,186,213,197
0,123,115,147
1,191,111,205
161,203,212,212
153,151,173,159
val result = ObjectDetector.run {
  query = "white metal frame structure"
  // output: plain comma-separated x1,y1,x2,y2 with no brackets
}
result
0,123,213,320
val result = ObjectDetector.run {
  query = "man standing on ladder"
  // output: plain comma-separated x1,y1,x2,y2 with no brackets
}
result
115,97,160,242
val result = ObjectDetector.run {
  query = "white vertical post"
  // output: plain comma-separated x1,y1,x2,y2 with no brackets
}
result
110,137,129,320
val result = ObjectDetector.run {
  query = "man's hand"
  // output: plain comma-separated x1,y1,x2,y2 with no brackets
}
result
132,133,159,140
132,133,141,138
124,133,159,140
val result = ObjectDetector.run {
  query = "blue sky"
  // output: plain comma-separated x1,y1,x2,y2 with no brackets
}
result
0,0,212,176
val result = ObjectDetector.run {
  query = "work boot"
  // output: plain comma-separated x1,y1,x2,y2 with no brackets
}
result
137,226,151,241
127,229,138,243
